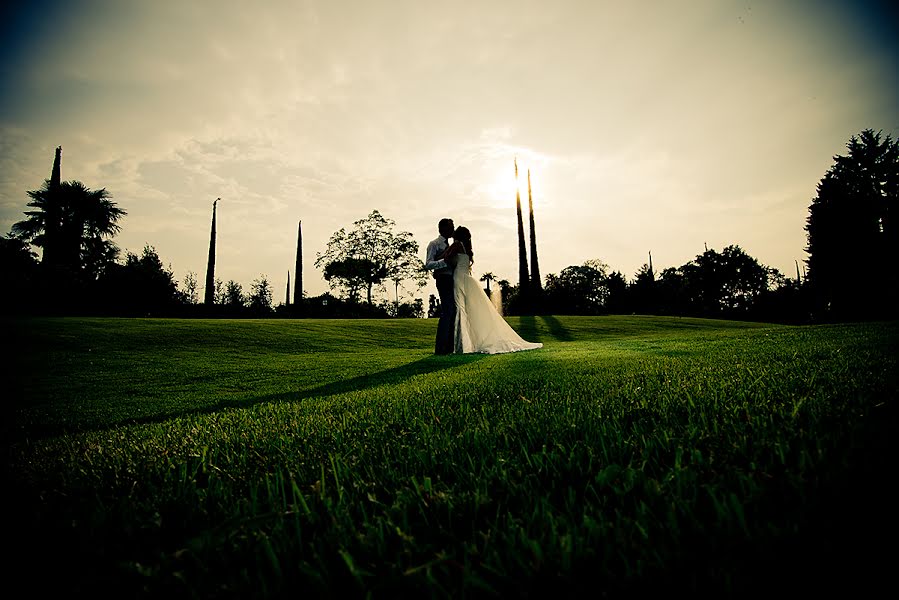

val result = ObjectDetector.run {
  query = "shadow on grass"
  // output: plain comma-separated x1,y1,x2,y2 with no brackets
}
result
245,352,487,407
540,315,574,341
16,353,488,440
514,315,573,343
518,315,539,342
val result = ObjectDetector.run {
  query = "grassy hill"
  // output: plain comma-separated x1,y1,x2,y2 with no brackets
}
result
7,315,898,597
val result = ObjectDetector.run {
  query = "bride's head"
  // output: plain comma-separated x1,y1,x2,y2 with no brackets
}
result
453,226,473,262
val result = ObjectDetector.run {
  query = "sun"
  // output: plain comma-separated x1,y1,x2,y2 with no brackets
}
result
484,156,536,208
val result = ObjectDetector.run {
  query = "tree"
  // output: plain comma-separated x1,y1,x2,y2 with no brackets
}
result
322,257,385,303
294,220,303,306
527,169,542,294
98,245,181,315
480,272,496,296
248,275,274,315
543,259,609,314
204,199,218,305
386,230,427,312
213,278,225,305
667,245,778,316
315,210,422,305
805,129,898,318
514,158,530,302
222,280,245,308
0,234,40,313
606,270,628,313
630,254,657,314
12,179,126,284
182,271,199,305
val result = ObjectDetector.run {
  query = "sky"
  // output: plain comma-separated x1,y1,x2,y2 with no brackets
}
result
1,0,897,304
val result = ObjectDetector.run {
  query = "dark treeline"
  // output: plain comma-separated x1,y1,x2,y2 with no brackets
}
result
496,245,808,323
2,129,896,322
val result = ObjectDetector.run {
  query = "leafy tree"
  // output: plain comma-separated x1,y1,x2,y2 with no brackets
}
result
213,278,225,305
322,257,385,303
222,280,246,309
661,245,778,316
0,234,40,313
12,179,125,283
182,271,199,305
248,275,274,315
630,262,657,314
387,232,428,311
98,245,181,315
605,270,628,313
805,129,898,318
315,210,422,305
656,267,690,315
480,272,496,296
543,259,609,314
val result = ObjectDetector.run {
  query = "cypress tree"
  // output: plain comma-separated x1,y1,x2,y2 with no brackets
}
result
286,270,291,305
527,169,542,293
204,198,218,305
515,159,529,298
43,146,63,270
293,220,303,305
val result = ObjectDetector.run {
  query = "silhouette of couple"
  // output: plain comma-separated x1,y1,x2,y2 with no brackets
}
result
424,218,542,355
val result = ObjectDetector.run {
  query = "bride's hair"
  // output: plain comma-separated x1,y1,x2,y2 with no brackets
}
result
454,226,474,263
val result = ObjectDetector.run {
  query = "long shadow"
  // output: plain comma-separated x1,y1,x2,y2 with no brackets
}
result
517,315,540,342
512,314,574,342
540,315,574,341
16,353,488,440
243,353,487,408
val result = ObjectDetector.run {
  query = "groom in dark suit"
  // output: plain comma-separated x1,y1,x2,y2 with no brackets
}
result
424,218,455,354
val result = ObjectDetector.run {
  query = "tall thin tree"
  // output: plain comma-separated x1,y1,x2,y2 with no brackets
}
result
286,270,291,305
204,198,218,305
527,169,542,293
293,220,303,305
43,146,63,269
515,158,529,298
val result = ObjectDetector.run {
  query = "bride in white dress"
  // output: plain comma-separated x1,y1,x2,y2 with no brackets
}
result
441,226,543,354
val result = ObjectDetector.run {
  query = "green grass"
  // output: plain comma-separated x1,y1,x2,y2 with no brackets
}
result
7,315,898,598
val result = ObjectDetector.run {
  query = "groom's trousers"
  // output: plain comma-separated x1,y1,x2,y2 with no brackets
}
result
435,274,456,354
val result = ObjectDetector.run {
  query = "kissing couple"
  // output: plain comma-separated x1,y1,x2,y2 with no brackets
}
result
424,218,543,355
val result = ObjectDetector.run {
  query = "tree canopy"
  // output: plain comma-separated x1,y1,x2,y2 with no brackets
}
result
805,129,898,318
315,210,423,304
12,179,126,282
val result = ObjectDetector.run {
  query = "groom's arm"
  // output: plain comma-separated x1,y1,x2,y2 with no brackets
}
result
424,240,448,271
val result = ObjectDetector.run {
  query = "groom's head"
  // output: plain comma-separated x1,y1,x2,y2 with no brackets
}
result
438,218,454,239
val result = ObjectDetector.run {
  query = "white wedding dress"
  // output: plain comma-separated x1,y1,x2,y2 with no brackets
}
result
451,251,543,354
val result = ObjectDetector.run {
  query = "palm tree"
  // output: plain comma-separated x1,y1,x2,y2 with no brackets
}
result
12,179,125,280
480,272,496,296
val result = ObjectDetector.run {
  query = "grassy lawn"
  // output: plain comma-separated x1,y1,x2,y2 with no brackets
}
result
7,315,898,598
